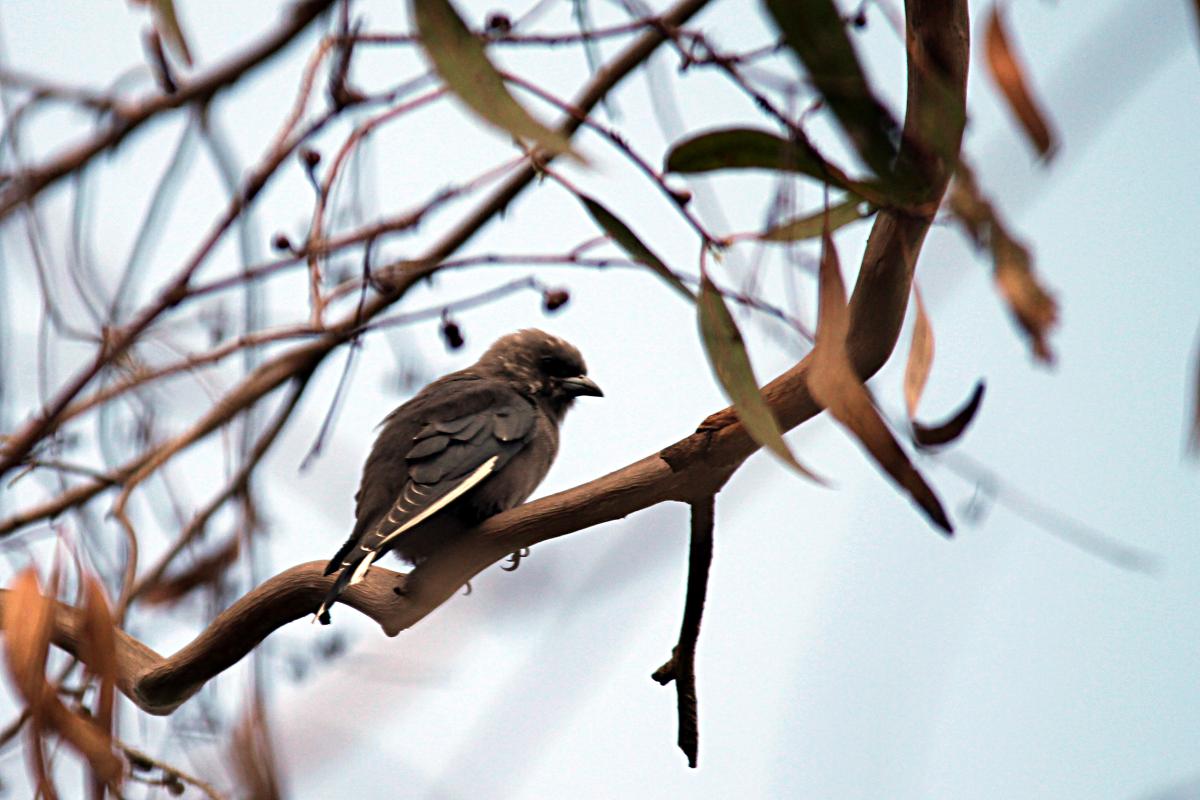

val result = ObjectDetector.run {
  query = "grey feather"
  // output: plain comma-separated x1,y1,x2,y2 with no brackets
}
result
406,434,450,460
317,329,602,624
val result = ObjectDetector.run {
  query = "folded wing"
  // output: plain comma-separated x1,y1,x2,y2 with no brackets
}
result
317,385,536,623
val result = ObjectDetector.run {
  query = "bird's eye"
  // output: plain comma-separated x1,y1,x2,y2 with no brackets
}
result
539,355,577,378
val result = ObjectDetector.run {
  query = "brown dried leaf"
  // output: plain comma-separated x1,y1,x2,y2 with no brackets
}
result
809,231,952,534
80,577,117,737
985,6,1058,159
141,537,239,606
904,287,934,420
2,568,54,710
3,569,56,797
232,703,283,800
3,570,122,789
993,229,1057,362
81,576,120,799
913,381,986,448
949,164,1059,362
47,700,123,787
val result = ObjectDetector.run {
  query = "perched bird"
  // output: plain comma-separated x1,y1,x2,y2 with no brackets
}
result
317,329,602,623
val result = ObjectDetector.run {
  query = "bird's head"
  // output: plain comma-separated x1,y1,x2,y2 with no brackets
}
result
477,329,603,419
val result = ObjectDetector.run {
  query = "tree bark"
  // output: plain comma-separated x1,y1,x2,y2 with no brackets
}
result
0,0,969,716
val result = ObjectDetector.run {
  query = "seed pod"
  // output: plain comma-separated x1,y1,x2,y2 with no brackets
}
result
542,289,570,312
440,319,464,350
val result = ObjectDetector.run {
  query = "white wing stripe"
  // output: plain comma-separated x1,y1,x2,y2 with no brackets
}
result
348,550,377,586
340,456,500,589
375,456,499,550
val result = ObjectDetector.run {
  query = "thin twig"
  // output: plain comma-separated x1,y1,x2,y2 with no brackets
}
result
119,739,226,800
652,494,715,768
0,0,337,220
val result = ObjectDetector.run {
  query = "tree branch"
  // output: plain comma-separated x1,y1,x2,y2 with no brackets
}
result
0,0,716,520
0,0,336,221
0,0,968,718
651,495,716,769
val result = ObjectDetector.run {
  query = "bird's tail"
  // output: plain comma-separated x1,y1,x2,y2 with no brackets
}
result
315,546,378,625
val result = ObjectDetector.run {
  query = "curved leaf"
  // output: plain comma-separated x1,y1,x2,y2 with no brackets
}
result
764,0,910,185
949,164,1058,362
759,198,872,242
579,195,693,299
810,230,952,534
666,127,832,178
985,7,1058,159
903,286,934,419
913,381,986,448
412,0,577,158
665,128,889,205
698,272,823,482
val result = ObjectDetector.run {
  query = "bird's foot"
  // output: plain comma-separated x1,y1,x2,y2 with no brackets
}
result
501,547,531,572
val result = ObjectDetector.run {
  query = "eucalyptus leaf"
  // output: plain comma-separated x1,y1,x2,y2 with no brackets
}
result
759,198,872,242
412,0,577,158
698,273,824,483
666,127,840,184
810,230,952,533
580,195,692,299
764,0,908,186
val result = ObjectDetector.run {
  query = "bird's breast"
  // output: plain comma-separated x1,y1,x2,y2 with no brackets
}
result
468,414,558,518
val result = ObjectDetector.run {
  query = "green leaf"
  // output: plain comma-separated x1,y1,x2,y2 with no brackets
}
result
579,195,693,299
759,198,872,242
412,0,577,158
666,127,841,183
764,0,907,185
697,272,824,482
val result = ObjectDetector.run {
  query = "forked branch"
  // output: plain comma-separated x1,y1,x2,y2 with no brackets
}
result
0,0,968,717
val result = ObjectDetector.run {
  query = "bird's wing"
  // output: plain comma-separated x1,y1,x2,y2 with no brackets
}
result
317,382,537,622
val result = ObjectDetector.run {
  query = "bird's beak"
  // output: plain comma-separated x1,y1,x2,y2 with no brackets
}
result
561,375,603,398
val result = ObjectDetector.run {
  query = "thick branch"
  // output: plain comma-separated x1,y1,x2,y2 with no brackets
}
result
0,0,968,717
0,564,401,715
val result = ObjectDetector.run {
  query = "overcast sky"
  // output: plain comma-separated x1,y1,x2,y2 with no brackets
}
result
0,1,1197,798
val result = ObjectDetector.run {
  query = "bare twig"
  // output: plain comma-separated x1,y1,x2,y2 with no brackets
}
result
652,495,716,768
119,739,225,800
127,374,312,605
0,0,337,220
0,0,967,724
0,0,719,529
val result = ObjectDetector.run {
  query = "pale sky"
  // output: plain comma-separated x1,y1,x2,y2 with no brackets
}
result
0,1,1197,798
